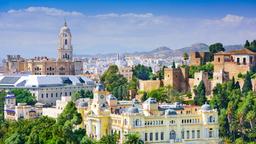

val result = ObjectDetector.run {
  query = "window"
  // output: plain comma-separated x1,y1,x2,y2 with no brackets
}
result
65,39,68,45
197,130,200,138
51,93,53,97
145,133,148,141
218,57,220,62
209,116,215,123
170,130,176,140
186,130,190,139
46,93,48,98
192,130,195,139
155,132,158,141
160,132,164,140
237,58,240,64
209,128,213,138
181,130,184,139
150,133,153,141
250,56,253,64
56,93,58,97
243,57,246,64
41,94,44,98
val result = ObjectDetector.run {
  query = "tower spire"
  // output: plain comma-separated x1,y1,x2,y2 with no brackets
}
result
64,18,67,26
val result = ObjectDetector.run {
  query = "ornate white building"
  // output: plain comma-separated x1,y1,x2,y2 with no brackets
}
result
77,84,220,144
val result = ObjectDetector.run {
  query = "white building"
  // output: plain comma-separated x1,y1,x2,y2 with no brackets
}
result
4,92,43,121
0,75,95,105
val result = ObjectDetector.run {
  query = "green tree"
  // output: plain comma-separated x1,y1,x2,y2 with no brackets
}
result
244,40,250,48
140,92,148,102
124,133,144,144
54,101,83,143
209,43,225,61
218,109,230,137
0,91,6,122
250,40,256,51
242,72,252,94
72,90,94,101
101,65,128,100
98,134,118,144
194,80,207,105
81,136,96,144
183,52,189,61
133,64,153,80
172,61,175,68
188,63,214,78
11,89,36,105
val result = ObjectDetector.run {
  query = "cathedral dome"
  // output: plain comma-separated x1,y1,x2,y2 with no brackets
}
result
201,103,211,111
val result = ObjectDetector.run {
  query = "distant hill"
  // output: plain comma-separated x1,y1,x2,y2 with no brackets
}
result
125,43,243,58
75,43,243,58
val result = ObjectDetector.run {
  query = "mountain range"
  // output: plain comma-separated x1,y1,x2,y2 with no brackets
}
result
75,43,243,58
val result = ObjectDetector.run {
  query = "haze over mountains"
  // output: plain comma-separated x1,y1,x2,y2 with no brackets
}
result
75,43,243,58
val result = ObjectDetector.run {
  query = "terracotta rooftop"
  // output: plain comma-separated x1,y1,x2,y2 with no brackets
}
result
215,48,256,55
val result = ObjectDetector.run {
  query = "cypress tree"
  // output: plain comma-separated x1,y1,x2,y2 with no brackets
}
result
242,72,252,93
244,40,250,48
172,61,176,68
194,80,207,105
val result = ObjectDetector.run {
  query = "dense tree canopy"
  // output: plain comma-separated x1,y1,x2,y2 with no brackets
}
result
193,80,207,106
245,39,256,52
188,63,213,78
0,101,85,144
124,133,144,144
209,43,225,61
101,65,129,100
242,72,252,94
132,64,153,80
144,86,183,103
210,79,256,143
72,89,93,101
0,91,5,122
11,89,36,105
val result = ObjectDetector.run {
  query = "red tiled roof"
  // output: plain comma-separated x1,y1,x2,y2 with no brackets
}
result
215,48,256,55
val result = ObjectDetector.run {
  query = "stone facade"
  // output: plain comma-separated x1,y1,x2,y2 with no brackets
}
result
213,48,256,79
163,67,189,92
4,21,83,75
190,52,211,66
139,80,161,92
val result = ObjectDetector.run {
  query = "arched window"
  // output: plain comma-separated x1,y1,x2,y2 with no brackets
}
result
65,39,68,45
169,130,176,140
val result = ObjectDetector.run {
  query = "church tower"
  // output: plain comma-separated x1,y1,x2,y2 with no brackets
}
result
57,21,73,61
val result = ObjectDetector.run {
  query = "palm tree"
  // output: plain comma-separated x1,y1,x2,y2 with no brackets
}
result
124,133,144,144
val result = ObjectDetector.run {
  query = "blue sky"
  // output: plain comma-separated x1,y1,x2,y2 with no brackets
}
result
1,0,255,17
0,0,255,59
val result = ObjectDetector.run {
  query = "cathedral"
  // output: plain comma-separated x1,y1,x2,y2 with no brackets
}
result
4,21,83,75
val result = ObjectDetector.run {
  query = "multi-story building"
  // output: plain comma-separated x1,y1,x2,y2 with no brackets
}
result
0,75,95,105
79,84,220,144
4,21,83,75
213,48,256,79
4,92,43,120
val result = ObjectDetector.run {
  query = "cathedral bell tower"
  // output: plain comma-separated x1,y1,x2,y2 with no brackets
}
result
57,21,73,61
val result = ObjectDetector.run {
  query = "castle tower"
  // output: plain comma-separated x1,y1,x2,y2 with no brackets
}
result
57,21,73,61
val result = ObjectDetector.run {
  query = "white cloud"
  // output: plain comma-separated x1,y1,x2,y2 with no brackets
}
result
7,6,83,16
0,7,256,59
222,14,244,23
